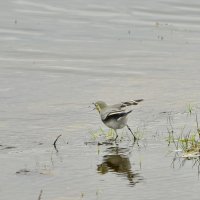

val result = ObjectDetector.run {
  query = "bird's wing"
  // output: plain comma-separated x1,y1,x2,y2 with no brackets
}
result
100,105,123,121
101,109,132,121
100,99,143,121
110,99,143,109
121,99,144,107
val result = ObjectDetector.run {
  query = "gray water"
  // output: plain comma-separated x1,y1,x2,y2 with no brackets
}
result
1,0,200,199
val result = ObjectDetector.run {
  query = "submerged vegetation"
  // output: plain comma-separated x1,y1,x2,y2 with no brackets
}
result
89,127,116,141
88,127,144,144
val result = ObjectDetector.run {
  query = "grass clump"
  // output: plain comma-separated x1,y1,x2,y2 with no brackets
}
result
167,109,200,159
89,127,115,141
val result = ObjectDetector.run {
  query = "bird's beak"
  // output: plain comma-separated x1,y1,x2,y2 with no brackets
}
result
88,103,96,111
91,103,96,111
92,102,101,113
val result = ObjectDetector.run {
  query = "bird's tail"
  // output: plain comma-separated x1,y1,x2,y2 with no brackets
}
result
121,99,144,106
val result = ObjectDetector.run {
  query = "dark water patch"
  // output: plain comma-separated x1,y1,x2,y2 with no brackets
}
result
1,146,17,150
16,168,31,175
16,168,53,176
84,141,114,146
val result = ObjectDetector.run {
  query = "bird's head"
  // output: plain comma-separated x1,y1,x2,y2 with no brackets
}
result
93,101,107,113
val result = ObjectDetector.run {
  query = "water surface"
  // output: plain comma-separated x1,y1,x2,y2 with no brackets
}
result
1,0,200,199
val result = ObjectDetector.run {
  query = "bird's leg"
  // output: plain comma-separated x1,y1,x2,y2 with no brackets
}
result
126,125,137,143
114,130,118,141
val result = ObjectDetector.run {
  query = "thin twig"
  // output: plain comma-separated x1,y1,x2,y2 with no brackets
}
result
53,134,62,152
38,190,43,200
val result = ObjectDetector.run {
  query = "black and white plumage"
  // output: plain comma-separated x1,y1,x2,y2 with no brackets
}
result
94,99,143,141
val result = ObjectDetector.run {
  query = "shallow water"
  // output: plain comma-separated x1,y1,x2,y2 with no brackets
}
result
1,0,200,199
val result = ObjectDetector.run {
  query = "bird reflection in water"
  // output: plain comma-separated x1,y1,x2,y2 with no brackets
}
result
97,147,143,186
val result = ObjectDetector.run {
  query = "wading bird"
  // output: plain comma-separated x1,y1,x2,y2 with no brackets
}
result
94,99,143,141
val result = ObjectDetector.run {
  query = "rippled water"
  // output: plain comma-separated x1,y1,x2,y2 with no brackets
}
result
1,0,200,199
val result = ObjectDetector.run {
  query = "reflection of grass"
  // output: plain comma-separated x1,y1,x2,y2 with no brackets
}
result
167,111,200,159
171,152,200,177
